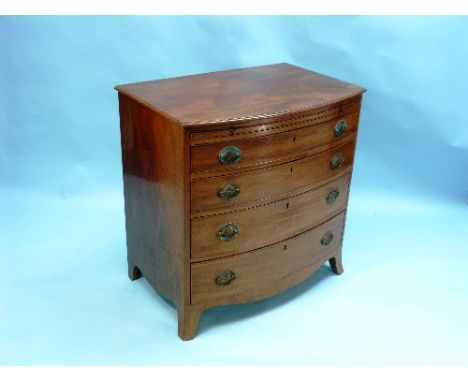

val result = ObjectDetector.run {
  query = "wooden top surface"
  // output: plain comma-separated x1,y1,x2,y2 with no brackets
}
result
115,63,366,127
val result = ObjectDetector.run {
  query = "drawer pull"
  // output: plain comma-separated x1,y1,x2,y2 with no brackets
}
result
217,183,240,201
326,189,340,204
330,152,344,169
334,119,347,137
217,223,239,242
321,231,334,246
215,270,236,286
218,145,242,164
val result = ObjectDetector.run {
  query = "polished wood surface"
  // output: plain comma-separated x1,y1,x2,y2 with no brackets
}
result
191,212,345,306
117,94,195,339
115,63,365,126
191,138,356,213
116,63,365,340
191,174,350,260
119,94,182,302
190,97,361,145
191,111,360,174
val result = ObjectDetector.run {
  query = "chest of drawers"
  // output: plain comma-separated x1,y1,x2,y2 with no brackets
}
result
115,63,366,340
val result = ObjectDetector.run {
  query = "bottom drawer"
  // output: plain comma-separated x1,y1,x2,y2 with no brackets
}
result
191,211,346,306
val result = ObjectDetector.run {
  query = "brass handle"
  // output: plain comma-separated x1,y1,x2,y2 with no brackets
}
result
321,231,334,246
334,119,347,137
215,270,236,286
218,145,241,164
330,152,344,169
217,223,239,242
326,189,340,204
217,183,240,201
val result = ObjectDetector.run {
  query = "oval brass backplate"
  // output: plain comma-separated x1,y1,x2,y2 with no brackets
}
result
334,119,347,137
330,152,344,169
218,145,242,165
217,183,240,201
321,231,334,246
326,189,340,204
215,270,236,286
217,222,239,242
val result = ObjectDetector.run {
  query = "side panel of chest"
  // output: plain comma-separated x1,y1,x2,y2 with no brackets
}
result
118,94,190,309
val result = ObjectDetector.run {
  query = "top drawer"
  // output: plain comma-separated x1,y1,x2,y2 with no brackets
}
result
190,101,361,175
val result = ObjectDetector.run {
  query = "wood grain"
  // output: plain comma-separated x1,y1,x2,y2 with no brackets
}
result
190,97,361,145
191,212,346,306
116,63,365,340
191,173,350,260
118,94,191,335
191,138,356,213
191,111,360,174
115,63,365,126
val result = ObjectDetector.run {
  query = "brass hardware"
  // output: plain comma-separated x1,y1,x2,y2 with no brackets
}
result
217,183,240,201
229,127,236,136
330,152,344,169
321,231,334,246
334,119,347,137
218,145,241,164
326,189,340,204
217,223,239,242
215,270,236,286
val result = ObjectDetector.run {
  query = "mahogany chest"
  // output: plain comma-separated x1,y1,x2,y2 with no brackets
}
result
115,63,366,340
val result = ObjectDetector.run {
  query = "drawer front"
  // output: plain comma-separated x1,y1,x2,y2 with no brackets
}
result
191,139,355,213
191,174,350,260
191,111,359,174
191,212,345,306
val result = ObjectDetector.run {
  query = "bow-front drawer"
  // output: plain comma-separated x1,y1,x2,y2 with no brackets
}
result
191,109,360,175
191,139,356,213
191,174,350,260
191,211,345,306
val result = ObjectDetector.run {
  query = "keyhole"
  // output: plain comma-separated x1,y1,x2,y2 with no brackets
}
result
283,244,287,250
286,202,290,209
292,136,296,142
290,167,293,173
